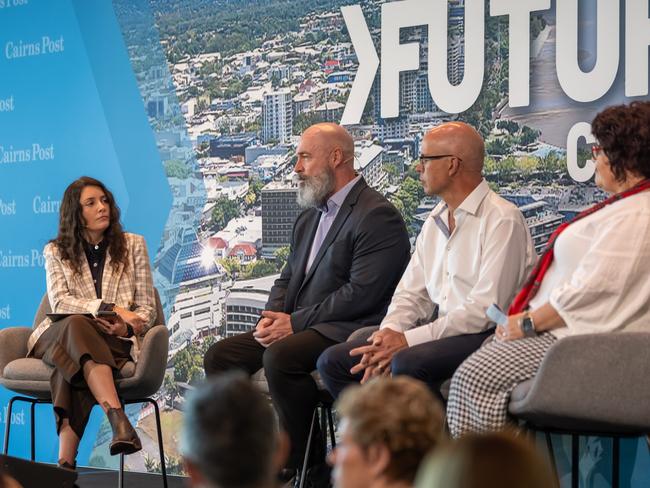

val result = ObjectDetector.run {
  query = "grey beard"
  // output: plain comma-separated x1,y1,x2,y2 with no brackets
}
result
294,170,335,208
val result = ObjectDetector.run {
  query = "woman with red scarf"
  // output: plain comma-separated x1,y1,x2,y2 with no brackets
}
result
447,101,650,437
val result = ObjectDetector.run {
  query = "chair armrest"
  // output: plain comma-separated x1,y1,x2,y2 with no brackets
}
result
129,325,169,397
347,325,379,342
509,332,650,432
0,327,31,377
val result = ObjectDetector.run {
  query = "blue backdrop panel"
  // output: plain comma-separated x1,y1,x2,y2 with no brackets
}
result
0,0,171,465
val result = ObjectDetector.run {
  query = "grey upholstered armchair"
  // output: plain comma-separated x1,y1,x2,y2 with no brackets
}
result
0,289,170,487
509,332,650,488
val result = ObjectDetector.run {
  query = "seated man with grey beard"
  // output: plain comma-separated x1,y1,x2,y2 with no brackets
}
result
204,123,410,487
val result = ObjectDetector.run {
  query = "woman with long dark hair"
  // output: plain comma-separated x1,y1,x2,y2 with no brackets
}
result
27,176,156,469
447,101,650,436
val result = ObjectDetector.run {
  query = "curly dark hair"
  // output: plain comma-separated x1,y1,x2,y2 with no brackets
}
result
591,101,650,182
51,176,127,276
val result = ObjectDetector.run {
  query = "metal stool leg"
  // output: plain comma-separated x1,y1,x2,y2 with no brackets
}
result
30,400,36,461
319,406,328,453
327,407,336,449
3,396,16,454
545,431,558,476
571,435,579,488
612,437,620,488
299,408,319,488
150,399,168,488
124,398,168,488
118,453,125,488
3,397,50,460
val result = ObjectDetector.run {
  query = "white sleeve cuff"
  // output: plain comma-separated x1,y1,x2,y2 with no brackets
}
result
404,325,432,347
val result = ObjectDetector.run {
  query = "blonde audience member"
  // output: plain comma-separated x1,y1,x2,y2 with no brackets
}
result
329,377,445,488
415,431,558,488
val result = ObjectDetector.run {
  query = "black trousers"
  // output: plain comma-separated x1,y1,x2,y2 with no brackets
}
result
317,328,494,403
204,329,337,468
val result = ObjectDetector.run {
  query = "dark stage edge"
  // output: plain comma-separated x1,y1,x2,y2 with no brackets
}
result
75,467,187,488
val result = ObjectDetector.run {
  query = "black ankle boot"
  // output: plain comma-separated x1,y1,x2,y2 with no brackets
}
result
57,459,76,471
106,407,142,456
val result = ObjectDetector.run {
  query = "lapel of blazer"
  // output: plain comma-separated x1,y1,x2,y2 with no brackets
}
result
101,249,125,303
297,178,367,295
292,210,321,288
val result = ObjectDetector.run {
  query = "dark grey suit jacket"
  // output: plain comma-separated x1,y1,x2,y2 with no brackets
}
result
265,177,410,343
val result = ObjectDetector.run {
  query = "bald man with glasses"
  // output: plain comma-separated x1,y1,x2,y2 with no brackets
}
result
317,122,536,403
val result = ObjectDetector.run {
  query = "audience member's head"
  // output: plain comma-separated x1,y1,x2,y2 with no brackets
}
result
0,472,24,488
180,372,288,488
415,430,559,488
330,377,445,488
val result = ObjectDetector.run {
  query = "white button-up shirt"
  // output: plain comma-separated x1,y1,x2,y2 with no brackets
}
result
381,179,536,346
531,190,650,338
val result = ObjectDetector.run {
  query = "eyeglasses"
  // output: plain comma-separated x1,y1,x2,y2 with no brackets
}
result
591,145,604,158
418,154,456,165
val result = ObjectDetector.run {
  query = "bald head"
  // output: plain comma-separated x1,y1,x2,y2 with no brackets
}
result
424,122,485,173
302,123,355,167
294,123,358,205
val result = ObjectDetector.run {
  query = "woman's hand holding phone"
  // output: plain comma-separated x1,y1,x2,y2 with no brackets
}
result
113,306,146,334
96,312,128,337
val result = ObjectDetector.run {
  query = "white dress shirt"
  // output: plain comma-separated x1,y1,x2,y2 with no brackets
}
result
381,179,536,346
529,191,650,338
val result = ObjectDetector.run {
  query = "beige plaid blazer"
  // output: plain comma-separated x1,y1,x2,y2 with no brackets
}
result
27,233,157,357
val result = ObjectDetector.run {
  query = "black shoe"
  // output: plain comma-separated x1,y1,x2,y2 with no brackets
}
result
106,407,142,455
57,459,76,471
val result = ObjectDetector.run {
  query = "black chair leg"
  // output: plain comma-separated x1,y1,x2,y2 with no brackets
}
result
327,407,336,449
320,406,328,453
299,408,319,488
571,435,579,488
124,398,168,488
612,437,620,488
3,396,16,454
544,431,558,476
3,396,42,456
30,400,36,461
118,453,125,488
150,399,168,488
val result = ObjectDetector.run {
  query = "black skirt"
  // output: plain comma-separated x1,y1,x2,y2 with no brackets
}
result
28,315,132,438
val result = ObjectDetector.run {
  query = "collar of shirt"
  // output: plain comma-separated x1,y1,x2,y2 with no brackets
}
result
431,179,490,236
82,238,109,255
319,174,361,214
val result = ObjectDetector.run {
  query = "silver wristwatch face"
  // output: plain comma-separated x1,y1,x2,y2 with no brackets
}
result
522,317,536,337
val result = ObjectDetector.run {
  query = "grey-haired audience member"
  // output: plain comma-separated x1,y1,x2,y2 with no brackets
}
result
180,372,288,488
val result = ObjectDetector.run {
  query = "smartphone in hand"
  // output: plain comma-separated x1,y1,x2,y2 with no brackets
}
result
487,303,508,326
96,310,118,320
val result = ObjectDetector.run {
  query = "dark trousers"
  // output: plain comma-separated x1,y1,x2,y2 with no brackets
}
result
30,315,132,438
204,329,337,468
317,328,494,403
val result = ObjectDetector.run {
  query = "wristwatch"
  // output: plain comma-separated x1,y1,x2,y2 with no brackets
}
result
519,312,537,338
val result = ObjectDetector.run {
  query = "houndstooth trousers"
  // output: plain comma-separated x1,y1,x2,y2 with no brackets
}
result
447,332,557,438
